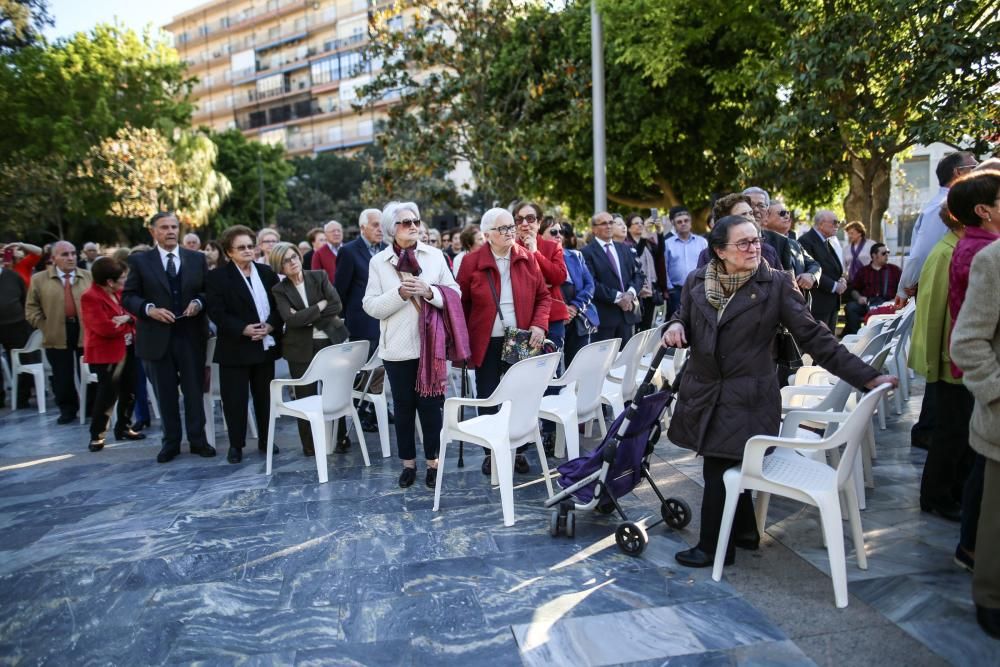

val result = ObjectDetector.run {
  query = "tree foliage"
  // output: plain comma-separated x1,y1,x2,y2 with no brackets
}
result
278,151,370,237
208,129,294,236
0,0,51,53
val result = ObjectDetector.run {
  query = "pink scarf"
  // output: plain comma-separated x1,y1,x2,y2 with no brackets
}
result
417,285,470,396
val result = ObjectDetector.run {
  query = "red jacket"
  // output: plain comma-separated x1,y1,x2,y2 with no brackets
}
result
311,243,337,283
518,236,569,323
457,244,551,368
81,284,134,364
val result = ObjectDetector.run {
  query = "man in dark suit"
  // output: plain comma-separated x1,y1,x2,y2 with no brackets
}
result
334,208,385,434
764,200,822,289
583,211,643,343
123,212,215,463
798,210,847,333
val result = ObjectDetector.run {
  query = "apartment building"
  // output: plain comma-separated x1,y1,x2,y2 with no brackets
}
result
164,0,399,156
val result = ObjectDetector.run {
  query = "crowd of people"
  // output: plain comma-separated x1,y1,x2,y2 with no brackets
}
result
4,161,1000,637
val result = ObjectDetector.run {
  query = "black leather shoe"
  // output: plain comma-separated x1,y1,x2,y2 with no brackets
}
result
542,433,556,458
360,416,379,432
57,414,75,425
303,443,315,457
334,436,350,453
114,429,146,441
398,467,416,488
977,605,1000,639
514,454,529,474
734,533,760,551
675,546,735,568
426,467,437,489
156,446,180,463
920,500,962,522
132,420,150,431
227,447,242,464
481,455,492,476
190,444,217,458
88,440,105,452
259,444,278,455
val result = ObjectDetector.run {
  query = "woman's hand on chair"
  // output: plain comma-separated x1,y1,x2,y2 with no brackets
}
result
529,326,545,348
865,374,899,389
662,322,687,348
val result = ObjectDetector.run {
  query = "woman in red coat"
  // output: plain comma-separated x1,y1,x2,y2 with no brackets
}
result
81,256,145,451
457,207,551,476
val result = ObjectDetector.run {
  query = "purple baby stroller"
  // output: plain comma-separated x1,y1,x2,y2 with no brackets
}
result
544,344,691,556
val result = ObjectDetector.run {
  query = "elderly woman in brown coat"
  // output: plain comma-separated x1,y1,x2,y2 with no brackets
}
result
662,215,897,568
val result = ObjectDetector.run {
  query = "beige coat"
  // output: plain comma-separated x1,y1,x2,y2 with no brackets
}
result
25,266,92,349
951,239,1000,461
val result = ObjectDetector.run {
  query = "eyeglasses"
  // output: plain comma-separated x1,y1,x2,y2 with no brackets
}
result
546,228,561,237
232,244,254,252
395,218,421,228
724,237,763,252
493,225,516,236
514,214,538,225
282,254,300,265
956,163,978,173
877,251,889,256
593,220,612,227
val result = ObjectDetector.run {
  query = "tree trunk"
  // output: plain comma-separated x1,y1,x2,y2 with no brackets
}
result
843,157,891,242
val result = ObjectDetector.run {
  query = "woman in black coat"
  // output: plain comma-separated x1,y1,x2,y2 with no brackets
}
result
270,241,349,457
206,225,283,464
661,215,897,568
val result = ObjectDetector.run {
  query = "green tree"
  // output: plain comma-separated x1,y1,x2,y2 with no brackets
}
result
743,0,1000,239
209,129,294,236
0,0,51,52
279,150,370,237
170,129,233,230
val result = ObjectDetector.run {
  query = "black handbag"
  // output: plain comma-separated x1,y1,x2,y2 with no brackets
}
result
775,328,805,371
487,274,543,366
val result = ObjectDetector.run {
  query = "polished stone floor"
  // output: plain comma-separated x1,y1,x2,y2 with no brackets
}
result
0,375,994,665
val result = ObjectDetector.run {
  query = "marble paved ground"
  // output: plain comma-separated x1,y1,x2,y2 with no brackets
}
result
0,376,995,665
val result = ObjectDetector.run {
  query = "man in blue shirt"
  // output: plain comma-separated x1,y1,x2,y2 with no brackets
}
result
663,207,708,317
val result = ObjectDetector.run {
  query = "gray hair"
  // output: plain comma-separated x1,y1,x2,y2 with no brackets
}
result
480,207,513,234
742,187,770,207
183,233,201,245
381,201,420,241
257,227,280,242
358,208,381,229
83,242,98,252
813,209,837,225
323,220,342,234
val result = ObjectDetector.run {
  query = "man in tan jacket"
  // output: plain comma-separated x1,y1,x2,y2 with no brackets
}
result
25,241,92,423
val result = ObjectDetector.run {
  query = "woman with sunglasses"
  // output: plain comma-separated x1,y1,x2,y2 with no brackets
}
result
513,202,568,350
542,219,598,367
363,202,463,489
206,225,283,464
661,215,896,569
457,207,551,476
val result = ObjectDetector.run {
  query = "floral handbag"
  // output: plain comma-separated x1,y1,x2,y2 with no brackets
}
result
487,274,544,366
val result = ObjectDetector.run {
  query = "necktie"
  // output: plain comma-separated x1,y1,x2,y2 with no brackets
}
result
166,252,177,278
63,274,77,319
605,243,624,291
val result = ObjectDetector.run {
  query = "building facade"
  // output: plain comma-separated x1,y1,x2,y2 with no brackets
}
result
164,0,399,156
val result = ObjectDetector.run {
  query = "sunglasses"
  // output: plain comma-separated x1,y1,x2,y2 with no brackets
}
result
546,228,561,237
232,244,254,251
514,214,538,224
776,210,791,218
395,218,421,228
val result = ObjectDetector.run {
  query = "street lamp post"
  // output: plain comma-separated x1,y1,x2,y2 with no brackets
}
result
591,0,606,214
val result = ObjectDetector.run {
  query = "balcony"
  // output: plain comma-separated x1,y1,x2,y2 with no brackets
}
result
308,33,366,63
237,99,322,131
228,0,310,34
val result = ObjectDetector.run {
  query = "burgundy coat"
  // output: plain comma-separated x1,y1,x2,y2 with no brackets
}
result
311,243,337,283
457,243,551,368
667,262,879,460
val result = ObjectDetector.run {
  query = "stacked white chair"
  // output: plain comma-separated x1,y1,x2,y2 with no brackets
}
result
434,352,561,527
0,346,12,401
265,340,370,484
713,383,893,608
11,330,46,414
538,338,621,459
601,329,655,418
203,337,257,447
351,345,419,459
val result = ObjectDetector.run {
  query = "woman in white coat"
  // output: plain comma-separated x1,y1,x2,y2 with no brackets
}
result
363,201,461,489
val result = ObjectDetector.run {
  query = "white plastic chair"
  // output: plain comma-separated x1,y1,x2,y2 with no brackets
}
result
712,384,892,608
203,337,257,447
886,307,916,413
265,340,370,484
352,344,418,459
434,352,562,527
601,329,654,418
78,359,99,425
0,346,11,401
11,330,45,414
539,338,621,459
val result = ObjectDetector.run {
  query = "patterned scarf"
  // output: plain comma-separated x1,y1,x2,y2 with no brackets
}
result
393,241,422,276
704,259,757,311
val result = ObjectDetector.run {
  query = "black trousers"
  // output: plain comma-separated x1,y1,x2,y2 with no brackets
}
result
474,337,506,416
287,339,343,452
911,381,938,444
640,296,657,331
383,358,442,461
89,346,137,441
219,360,274,450
809,296,839,334
350,335,379,418
920,382,974,506
699,456,758,555
594,318,634,346
143,333,208,450
0,319,34,407
563,320,590,368
46,320,83,419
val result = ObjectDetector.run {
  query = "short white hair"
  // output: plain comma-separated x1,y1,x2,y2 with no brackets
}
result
358,208,381,228
381,201,420,241
183,233,200,244
480,207,513,234
83,242,98,251
813,209,837,225
323,220,342,234
742,187,770,207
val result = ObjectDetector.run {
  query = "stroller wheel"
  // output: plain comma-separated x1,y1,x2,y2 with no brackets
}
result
661,497,692,529
615,522,647,556
565,511,576,538
549,510,561,537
